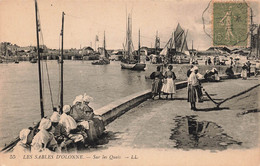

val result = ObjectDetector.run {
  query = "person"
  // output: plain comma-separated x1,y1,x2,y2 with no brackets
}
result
204,68,220,82
225,66,235,78
208,57,212,65
50,111,75,152
187,66,203,110
31,118,58,153
71,96,98,143
82,94,105,138
187,65,194,78
150,66,164,99
241,63,248,80
59,105,86,148
161,65,176,100
13,129,32,153
247,61,251,77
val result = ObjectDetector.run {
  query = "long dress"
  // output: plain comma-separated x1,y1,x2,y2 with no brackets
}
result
187,72,200,103
161,71,176,94
241,65,247,79
150,71,163,94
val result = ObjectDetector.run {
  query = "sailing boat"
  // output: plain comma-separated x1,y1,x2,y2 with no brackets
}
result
160,23,190,64
0,0,45,152
121,14,146,71
92,31,110,65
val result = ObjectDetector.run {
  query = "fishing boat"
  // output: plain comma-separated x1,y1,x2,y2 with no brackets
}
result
121,14,146,71
92,31,110,65
160,23,190,64
1,1,98,153
1,0,45,153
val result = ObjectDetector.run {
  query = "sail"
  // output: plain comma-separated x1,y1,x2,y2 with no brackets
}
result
160,38,172,56
174,23,185,52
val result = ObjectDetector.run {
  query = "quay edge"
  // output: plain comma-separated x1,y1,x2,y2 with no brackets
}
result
96,73,242,126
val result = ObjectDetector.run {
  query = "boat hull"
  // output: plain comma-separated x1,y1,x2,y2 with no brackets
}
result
121,62,146,71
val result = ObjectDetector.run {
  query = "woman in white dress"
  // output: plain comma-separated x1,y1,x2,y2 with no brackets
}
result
161,65,176,100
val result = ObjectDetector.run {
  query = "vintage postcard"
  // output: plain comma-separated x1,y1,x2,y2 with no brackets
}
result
0,0,259,165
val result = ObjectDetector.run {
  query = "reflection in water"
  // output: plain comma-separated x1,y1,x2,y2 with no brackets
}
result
170,116,242,150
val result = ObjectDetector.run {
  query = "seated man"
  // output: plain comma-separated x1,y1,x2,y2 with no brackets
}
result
70,95,98,143
82,93,105,138
50,111,76,152
225,66,235,79
31,118,58,153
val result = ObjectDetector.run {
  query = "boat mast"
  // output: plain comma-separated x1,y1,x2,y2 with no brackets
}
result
138,29,140,63
127,14,131,60
155,31,158,56
60,12,65,114
34,0,44,118
102,30,104,56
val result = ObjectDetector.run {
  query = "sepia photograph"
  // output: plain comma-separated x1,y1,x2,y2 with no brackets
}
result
0,0,259,165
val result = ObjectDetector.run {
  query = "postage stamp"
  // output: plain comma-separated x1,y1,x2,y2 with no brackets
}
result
213,1,250,47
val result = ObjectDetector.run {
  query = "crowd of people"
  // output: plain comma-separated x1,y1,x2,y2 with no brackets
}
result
13,94,105,153
150,64,205,110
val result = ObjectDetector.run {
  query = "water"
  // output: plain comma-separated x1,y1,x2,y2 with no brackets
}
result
0,60,151,147
170,115,242,150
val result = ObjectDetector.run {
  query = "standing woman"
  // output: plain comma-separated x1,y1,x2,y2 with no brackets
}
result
187,66,200,110
241,63,248,80
150,66,164,99
161,65,176,100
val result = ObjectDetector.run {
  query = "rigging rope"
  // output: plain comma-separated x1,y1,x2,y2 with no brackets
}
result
37,6,55,109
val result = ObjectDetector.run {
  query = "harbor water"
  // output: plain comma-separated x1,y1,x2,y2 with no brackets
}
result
0,60,152,148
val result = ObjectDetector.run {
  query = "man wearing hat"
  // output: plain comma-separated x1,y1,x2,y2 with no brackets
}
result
187,66,203,110
31,118,58,153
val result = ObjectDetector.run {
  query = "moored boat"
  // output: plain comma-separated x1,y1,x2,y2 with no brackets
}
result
91,31,110,65
120,13,146,71
121,62,146,70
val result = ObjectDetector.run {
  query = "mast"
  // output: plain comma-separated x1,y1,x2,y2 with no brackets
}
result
138,29,140,63
127,14,131,59
169,32,174,64
60,12,65,114
34,0,44,118
104,31,106,57
155,31,158,56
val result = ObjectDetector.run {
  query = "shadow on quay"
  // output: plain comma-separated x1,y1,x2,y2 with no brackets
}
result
195,107,230,112
81,131,123,152
170,115,242,151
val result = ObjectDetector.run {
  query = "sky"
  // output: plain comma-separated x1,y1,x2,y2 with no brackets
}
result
0,0,259,50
